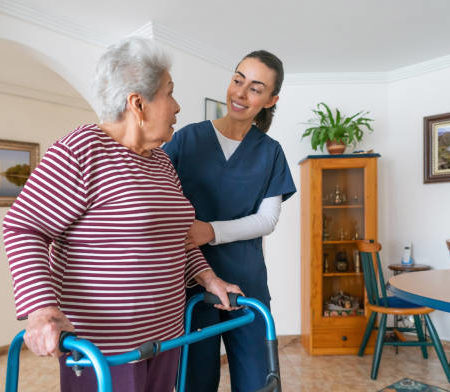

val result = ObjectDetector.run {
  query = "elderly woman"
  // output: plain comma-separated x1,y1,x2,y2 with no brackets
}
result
2,36,241,392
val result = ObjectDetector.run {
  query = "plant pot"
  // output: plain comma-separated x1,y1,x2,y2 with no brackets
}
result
326,140,346,155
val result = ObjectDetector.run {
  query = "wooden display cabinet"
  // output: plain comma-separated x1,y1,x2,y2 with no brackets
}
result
299,154,380,355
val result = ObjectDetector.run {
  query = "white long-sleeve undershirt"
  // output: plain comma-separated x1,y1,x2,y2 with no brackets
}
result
209,122,282,245
209,195,282,245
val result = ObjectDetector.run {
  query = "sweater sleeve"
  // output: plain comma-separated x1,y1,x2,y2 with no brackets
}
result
209,195,282,245
2,142,88,319
184,247,212,288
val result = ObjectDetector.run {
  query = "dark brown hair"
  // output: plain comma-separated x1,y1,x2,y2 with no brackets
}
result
238,50,284,133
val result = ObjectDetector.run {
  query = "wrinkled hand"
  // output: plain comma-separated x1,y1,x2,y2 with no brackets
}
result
186,220,215,250
195,269,244,311
24,306,75,357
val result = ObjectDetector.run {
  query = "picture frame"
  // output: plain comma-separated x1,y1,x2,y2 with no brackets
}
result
0,139,40,206
424,113,450,183
204,98,227,121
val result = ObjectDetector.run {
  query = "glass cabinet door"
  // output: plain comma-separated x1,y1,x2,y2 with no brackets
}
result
321,168,365,318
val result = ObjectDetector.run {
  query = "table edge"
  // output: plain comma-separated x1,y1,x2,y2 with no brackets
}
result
388,283,450,313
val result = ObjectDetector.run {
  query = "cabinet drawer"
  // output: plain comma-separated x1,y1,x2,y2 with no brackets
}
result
312,328,362,349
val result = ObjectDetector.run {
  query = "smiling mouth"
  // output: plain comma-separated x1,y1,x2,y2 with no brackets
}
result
231,100,247,111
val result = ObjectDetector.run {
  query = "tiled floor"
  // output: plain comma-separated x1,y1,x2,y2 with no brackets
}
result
1,337,449,391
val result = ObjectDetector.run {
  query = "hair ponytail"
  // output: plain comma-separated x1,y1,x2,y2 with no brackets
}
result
254,105,277,133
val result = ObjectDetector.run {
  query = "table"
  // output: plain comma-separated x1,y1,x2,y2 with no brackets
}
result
389,269,450,380
388,263,431,275
388,269,450,313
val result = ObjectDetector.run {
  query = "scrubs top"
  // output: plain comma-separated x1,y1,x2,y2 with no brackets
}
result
163,120,296,302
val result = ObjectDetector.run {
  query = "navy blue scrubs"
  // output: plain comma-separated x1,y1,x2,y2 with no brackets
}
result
163,121,295,392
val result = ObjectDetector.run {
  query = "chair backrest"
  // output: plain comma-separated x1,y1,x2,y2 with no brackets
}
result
356,240,388,306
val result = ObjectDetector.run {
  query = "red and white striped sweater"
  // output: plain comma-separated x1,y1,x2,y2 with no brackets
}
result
3,124,210,354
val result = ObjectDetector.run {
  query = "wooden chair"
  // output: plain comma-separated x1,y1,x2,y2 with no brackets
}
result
356,240,450,381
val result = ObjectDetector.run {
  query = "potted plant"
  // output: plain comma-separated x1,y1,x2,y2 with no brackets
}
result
301,102,374,154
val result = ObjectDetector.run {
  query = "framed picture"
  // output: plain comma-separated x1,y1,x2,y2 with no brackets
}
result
0,139,39,206
204,98,227,121
424,113,450,183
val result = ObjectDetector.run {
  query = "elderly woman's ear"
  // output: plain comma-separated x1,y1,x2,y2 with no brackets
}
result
128,93,143,110
127,93,144,120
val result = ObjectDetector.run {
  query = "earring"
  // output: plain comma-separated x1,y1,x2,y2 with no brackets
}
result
139,119,144,129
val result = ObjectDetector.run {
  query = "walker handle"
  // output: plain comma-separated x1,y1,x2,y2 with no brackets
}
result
203,292,239,307
6,330,112,392
59,331,77,352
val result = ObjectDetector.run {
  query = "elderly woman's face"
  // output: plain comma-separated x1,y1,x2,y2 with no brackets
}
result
143,70,180,144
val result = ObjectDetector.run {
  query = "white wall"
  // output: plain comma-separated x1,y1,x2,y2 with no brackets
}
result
266,81,388,335
0,13,101,107
265,69,450,339
383,68,450,337
0,12,231,119
166,46,230,128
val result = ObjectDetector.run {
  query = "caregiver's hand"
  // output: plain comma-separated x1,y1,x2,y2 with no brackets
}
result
186,219,215,250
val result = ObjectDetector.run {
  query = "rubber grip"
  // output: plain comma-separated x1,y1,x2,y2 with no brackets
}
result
59,331,77,353
203,292,239,307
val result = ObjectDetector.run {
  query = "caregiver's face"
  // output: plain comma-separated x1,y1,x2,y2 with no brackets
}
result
226,57,278,122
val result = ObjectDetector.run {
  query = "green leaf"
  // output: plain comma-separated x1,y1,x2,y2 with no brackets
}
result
318,102,335,127
314,108,329,126
311,131,320,150
301,126,315,138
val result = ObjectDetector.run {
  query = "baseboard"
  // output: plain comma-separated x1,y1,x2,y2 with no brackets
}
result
0,343,27,356
1,335,447,361
0,345,9,356
220,335,450,364
278,334,301,348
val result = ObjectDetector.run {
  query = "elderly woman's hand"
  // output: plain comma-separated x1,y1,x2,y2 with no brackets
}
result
195,269,244,311
24,306,75,357
185,220,215,250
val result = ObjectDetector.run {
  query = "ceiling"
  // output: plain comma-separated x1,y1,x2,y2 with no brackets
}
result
4,0,450,74
1,0,450,100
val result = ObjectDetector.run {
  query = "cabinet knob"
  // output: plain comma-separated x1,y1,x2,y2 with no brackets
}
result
341,336,348,341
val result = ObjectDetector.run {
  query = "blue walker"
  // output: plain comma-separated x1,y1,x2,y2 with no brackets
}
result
5,293,281,392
